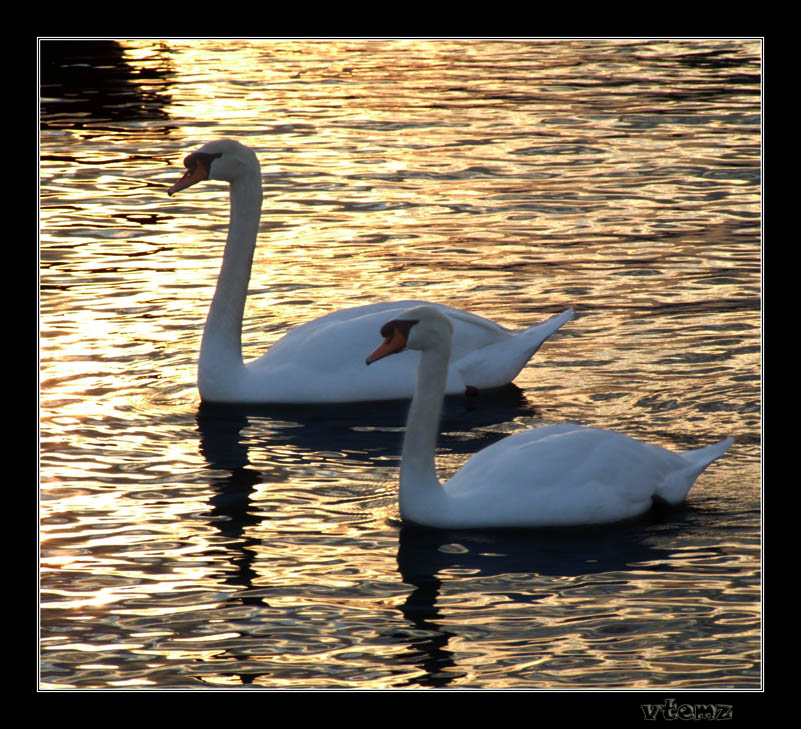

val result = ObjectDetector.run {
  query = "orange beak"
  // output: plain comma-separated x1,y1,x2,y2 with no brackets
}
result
366,326,408,365
168,151,217,196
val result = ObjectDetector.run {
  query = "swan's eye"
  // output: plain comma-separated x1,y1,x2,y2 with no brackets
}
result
379,319,418,341
183,151,222,174
395,319,419,338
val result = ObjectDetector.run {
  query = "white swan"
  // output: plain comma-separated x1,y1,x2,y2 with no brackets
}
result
169,139,573,404
366,305,733,528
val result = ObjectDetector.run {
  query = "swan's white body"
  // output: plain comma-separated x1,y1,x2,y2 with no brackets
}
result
367,305,733,529
169,139,573,404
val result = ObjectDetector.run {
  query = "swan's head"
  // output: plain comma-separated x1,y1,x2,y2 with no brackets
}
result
366,306,453,364
168,139,260,196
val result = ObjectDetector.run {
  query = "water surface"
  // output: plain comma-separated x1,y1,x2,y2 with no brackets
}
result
40,38,761,691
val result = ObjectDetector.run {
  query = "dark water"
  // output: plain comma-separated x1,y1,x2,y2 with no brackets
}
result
39,39,761,693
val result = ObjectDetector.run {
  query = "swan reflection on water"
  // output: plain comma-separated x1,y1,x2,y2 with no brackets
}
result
195,384,536,471
393,518,693,687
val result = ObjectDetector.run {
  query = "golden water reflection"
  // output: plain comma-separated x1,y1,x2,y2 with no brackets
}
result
40,38,760,690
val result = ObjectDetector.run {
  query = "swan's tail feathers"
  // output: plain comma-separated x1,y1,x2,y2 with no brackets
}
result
683,436,735,473
521,307,574,351
659,436,734,504
455,307,573,390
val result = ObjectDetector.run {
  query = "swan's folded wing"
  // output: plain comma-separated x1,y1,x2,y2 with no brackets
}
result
444,424,686,526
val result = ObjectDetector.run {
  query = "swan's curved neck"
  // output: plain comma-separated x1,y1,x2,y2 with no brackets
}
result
198,170,263,397
399,338,451,517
